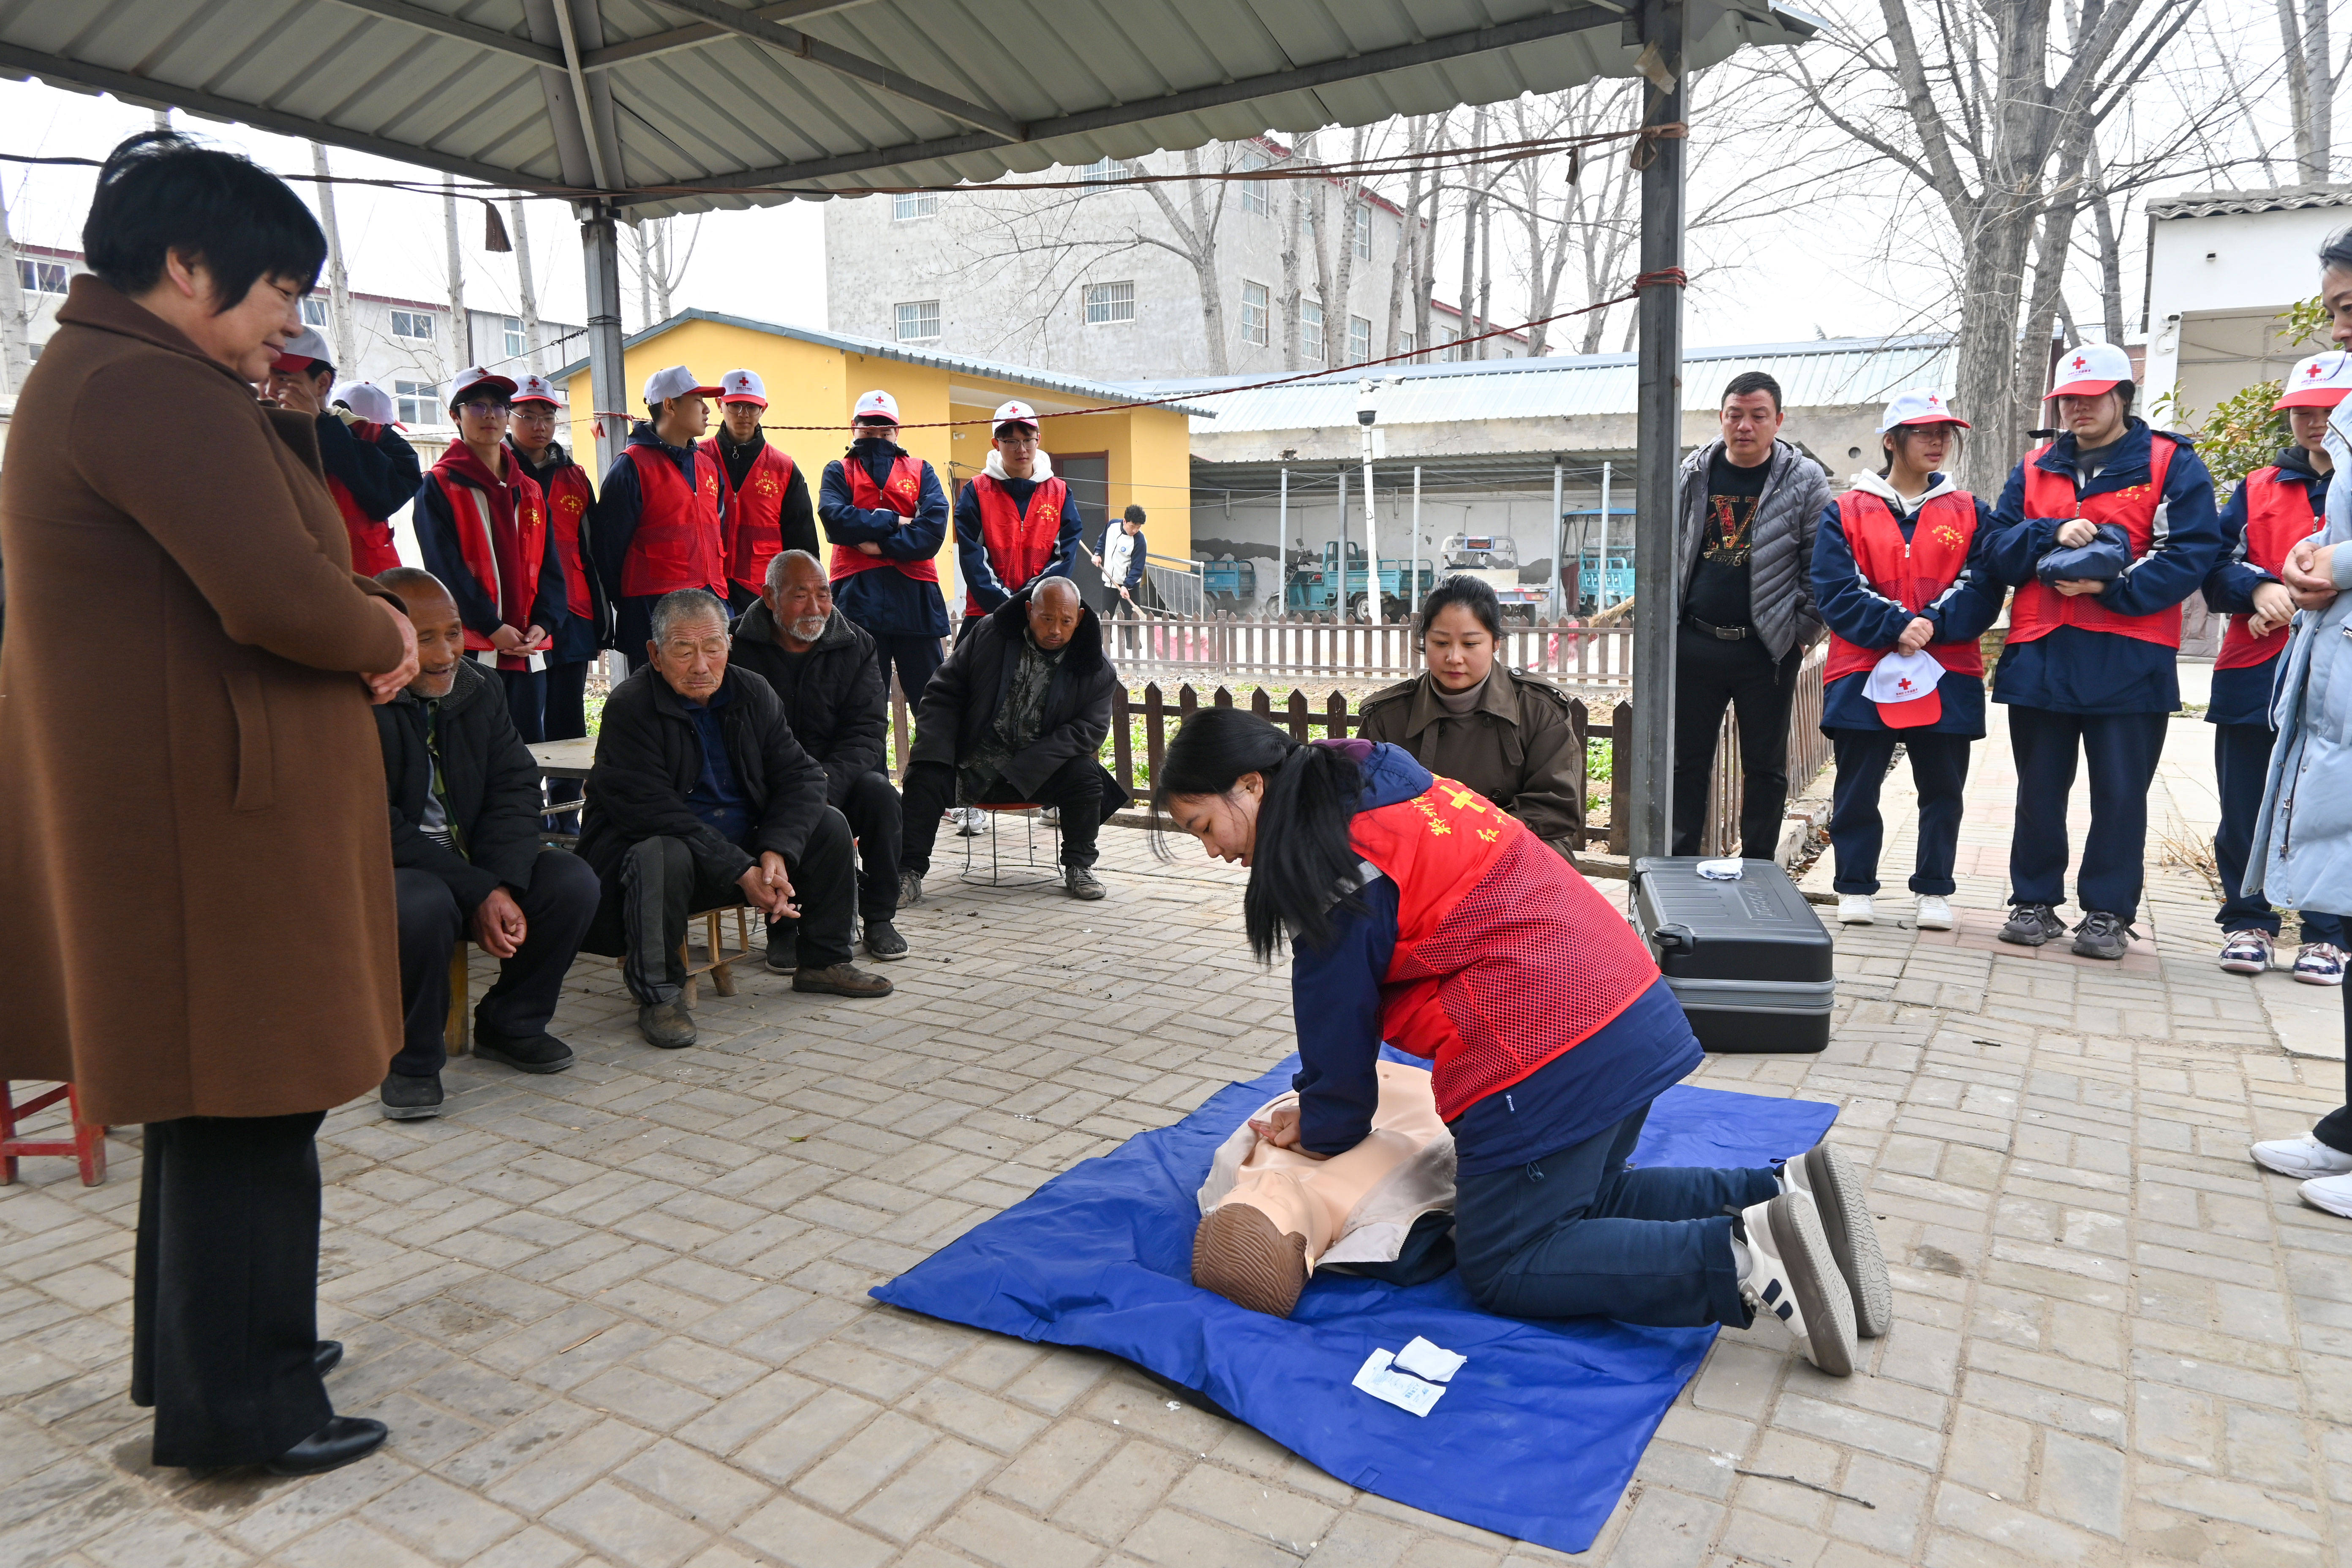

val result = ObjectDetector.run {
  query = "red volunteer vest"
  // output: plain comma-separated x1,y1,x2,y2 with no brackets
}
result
619,444,726,599
532,459,596,621
1349,776,1658,1121
327,418,401,576
964,473,1069,615
702,439,799,592
1824,490,1986,683
2216,465,2325,671
832,455,940,584
2006,435,2182,649
433,460,548,668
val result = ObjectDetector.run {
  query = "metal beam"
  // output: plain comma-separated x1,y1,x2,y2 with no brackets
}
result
637,0,1024,141
1627,0,1685,863
580,0,875,71
548,0,613,189
326,0,564,68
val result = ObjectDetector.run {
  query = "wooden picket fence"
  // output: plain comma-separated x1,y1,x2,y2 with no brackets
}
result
1104,612,1634,686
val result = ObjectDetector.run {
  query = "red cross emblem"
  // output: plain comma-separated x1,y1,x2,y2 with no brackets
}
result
1897,677,1914,693
2070,354,2088,371
1927,392,1941,406
2310,362,2326,380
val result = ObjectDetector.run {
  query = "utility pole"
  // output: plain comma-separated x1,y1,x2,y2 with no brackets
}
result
1357,381,1381,626
443,175,471,373
310,143,356,372
1628,0,1686,861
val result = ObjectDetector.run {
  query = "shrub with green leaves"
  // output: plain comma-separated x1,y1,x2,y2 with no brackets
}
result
2156,296,2332,498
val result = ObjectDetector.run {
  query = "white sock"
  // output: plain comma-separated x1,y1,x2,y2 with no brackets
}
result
1731,1237,1753,1277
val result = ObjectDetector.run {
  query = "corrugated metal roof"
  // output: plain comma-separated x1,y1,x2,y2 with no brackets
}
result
548,306,1223,415
2147,184,2352,220
1139,334,1955,432
0,0,1821,219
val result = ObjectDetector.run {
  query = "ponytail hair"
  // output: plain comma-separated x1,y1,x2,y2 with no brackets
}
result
1155,707,1365,962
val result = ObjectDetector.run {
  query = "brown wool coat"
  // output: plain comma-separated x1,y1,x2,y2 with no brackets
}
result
1354,666,1588,855
0,278,407,1125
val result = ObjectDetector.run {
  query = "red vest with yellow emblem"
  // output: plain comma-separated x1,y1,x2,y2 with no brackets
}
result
964,473,1069,615
702,438,800,593
537,460,596,621
2006,435,2182,649
327,418,402,576
2216,465,2325,671
833,455,940,584
1824,490,1986,682
1349,776,1659,1120
619,444,726,599
430,454,549,670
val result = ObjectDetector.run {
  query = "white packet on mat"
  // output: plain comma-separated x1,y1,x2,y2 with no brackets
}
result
1696,858,1745,880
1393,1336,1466,1383
1353,1348,1446,1416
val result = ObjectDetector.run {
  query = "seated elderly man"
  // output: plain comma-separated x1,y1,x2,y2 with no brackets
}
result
727,549,906,965
898,576,1128,903
374,568,601,1119
580,588,890,1049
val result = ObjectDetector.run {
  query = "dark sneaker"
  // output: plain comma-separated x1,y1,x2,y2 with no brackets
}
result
379,1073,444,1120
637,1000,697,1049
765,923,799,975
794,962,895,998
863,920,909,961
2072,910,2137,961
1997,902,2065,947
473,1028,576,1074
1063,866,1106,901
899,870,925,907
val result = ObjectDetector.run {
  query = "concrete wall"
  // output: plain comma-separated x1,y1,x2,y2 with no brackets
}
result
2143,201,2352,418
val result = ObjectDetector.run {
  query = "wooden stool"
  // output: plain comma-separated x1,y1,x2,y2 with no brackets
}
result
614,906,756,1005
444,942,472,1056
0,1083,106,1185
960,803,1063,888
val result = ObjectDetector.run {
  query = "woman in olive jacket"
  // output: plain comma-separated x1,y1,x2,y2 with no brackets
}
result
1354,574,1587,856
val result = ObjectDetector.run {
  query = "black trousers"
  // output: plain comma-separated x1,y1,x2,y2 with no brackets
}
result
840,770,904,920
871,632,946,710
598,812,857,1002
394,851,602,1078
2212,722,2344,942
133,1110,332,1467
899,756,1104,875
2319,987,2352,1153
2006,706,2169,919
544,658,593,813
1827,729,1973,896
1671,625,1806,858
494,665,546,746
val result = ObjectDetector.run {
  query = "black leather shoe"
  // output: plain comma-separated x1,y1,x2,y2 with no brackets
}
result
863,920,909,961
472,1029,576,1074
314,1340,343,1378
265,1415,388,1476
378,1073,443,1119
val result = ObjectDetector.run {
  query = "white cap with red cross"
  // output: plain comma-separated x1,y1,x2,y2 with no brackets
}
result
2045,342,2133,400
2275,351,2352,411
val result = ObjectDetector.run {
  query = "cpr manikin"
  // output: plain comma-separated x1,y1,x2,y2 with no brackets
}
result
1192,1061,1456,1317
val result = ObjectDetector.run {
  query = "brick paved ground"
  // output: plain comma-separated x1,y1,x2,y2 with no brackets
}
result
7,701,2352,1567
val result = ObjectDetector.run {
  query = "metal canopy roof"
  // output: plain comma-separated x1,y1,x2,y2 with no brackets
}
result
0,0,1818,218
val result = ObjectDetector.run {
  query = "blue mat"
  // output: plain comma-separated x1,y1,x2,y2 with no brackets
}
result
871,1056,1838,1554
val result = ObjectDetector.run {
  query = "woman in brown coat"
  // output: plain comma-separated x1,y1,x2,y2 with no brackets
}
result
0,135,418,1475
1355,574,1588,858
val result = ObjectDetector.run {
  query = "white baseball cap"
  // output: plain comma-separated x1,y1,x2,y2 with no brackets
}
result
331,380,399,427
1863,649,1943,729
1878,388,1970,432
512,372,564,407
853,388,901,424
270,327,333,374
991,398,1040,433
450,365,518,404
2046,342,2134,401
643,364,721,405
718,368,767,407
2276,350,2352,411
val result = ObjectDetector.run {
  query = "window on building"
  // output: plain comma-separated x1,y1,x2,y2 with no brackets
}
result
300,295,329,327
893,190,938,220
1399,330,1416,361
18,260,65,294
896,299,942,341
1300,299,1324,361
1241,280,1270,347
1084,280,1135,324
392,308,433,343
394,379,441,426
503,314,526,357
1236,147,1269,215
1352,203,1372,261
1349,315,1372,364
1081,156,1138,184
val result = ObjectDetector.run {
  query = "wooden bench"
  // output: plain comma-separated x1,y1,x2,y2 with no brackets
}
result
0,1083,106,1185
614,905,758,1006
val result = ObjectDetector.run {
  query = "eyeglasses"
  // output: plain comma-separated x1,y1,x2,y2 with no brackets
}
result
456,399,512,418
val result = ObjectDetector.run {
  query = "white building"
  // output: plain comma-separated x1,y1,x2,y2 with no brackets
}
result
823,138,1526,386
2141,184,2352,424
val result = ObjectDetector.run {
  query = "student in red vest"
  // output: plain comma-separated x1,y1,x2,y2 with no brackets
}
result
508,373,604,821
954,398,1084,644
2207,351,2352,983
1810,390,2001,930
818,388,952,706
1982,341,2222,960
704,368,819,616
413,366,570,741
1154,708,1887,1369
261,327,418,575
591,364,728,671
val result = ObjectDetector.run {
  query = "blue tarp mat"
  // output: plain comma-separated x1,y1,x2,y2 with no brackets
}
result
871,1055,1839,1554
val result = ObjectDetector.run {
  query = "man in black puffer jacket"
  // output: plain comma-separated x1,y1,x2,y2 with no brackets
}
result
580,588,891,1050
373,569,601,1121
729,550,906,962
899,577,1129,903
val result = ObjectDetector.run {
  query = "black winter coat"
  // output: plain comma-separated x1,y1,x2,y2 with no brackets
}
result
910,585,1130,813
374,658,545,911
728,601,889,806
579,664,830,885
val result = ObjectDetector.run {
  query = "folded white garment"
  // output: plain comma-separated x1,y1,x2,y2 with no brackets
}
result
1394,1335,1467,1383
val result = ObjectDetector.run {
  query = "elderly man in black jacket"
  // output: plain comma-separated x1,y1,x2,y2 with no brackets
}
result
581,588,890,1049
729,549,907,964
375,569,601,1120
899,577,1129,903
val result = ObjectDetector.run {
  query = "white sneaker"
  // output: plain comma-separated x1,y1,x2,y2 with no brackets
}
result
1737,1192,1857,1377
2251,1135,2352,1179
1837,895,1875,925
1915,895,1955,931
2300,1173,2352,1219
1777,1143,1891,1338
953,807,986,836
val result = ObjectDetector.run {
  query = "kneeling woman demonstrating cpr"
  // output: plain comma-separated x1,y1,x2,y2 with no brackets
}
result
1157,709,1890,1373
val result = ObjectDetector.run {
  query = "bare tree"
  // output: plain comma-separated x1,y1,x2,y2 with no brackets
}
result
627,215,700,329
1139,148,1236,374
0,178,27,395
442,175,470,374
509,199,544,372
1280,136,1307,369
2277,0,2342,181
1385,117,1429,356
310,143,356,371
